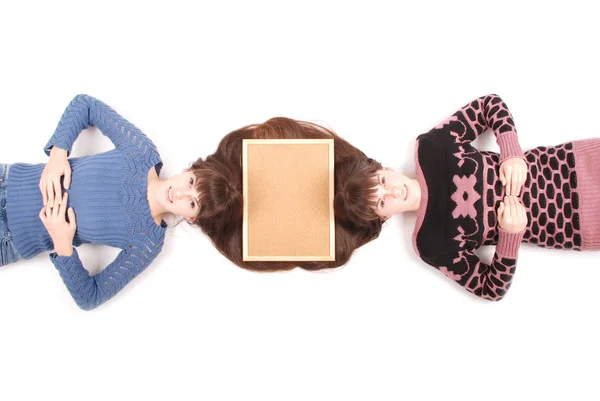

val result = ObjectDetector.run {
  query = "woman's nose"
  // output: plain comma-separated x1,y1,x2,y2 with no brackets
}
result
390,186,401,199
175,187,194,200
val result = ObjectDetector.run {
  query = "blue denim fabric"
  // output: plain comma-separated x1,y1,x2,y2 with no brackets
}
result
0,164,22,266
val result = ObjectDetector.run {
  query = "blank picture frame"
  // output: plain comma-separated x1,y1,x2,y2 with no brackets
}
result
242,139,335,261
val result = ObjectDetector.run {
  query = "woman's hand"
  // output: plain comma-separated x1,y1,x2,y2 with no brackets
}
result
497,196,528,233
40,147,71,207
39,192,77,256
499,157,527,196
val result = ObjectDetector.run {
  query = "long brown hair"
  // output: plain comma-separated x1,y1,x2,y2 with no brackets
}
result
191,117,383,272
187,156,243,225
200,217,382,272
333,157,383,226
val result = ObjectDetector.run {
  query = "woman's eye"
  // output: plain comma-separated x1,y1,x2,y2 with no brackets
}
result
381,198,386,208
382,177,386,186
190,200,196,209
189,177,194,186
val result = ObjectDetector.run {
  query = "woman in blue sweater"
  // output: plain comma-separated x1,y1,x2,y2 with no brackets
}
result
1,94,210,310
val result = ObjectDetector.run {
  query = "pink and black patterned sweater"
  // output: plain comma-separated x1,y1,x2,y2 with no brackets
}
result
413,94,600,301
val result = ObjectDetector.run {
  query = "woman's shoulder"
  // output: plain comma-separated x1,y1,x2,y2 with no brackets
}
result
413,228,461,269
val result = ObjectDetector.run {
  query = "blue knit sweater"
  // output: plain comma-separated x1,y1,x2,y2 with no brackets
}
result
6,95,167,310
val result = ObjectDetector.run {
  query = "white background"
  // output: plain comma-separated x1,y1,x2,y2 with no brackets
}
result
1,1,599,400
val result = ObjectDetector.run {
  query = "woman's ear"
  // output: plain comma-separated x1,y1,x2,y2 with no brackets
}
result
380,215,390,222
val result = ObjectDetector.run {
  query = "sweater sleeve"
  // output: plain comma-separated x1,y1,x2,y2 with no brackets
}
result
45,94,161,166
434,230,525,301
49,243,162,311
433,94,524,163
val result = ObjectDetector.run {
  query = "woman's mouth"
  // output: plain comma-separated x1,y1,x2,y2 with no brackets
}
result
167,187,173,203
404,185,408,202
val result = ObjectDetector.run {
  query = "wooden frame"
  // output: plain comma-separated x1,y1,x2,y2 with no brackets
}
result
242,139,335,261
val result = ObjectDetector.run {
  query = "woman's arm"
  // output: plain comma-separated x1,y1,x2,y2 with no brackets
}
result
437,229,524,301
49,240,164,311
434,195,527,300
432,94,524,163
44,94,160,165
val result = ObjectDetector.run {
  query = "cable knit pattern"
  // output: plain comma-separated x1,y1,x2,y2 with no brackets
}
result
44,94,161,163
6,95,166,310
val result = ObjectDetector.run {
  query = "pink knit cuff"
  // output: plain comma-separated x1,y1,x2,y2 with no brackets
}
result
572,139,600,249
497,132,524,162
496,228,524,259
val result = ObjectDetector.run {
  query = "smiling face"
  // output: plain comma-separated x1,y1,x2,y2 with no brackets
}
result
155,171,201,220
372,168,421,217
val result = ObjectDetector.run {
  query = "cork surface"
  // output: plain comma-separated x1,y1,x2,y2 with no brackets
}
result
243,139,335,261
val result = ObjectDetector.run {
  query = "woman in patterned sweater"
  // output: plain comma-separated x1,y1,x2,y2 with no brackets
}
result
335,94,599,300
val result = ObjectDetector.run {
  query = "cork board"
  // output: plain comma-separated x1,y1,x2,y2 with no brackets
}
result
243,139,335,261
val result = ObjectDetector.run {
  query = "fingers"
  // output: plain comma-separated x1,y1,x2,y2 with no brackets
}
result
41,175,64,207
502,196,517,221
45,203,53,222
63,167,71,190
504,196,513,219
504,169,513,196
38,193,73,233
513,167,527,196
511,195,519,218
498,191,528,233
41,157,72,205
68,208,76,228
53,175,62,205
39,206,47,223
50,193,70,220
503,196,510,217
39,176,48,206
46,178,55,207
57,193,68,217
508,196,527,226
511,170,519,197
501,158,529,197
499,169,506,187
519,201,527,219
52,199,60,217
